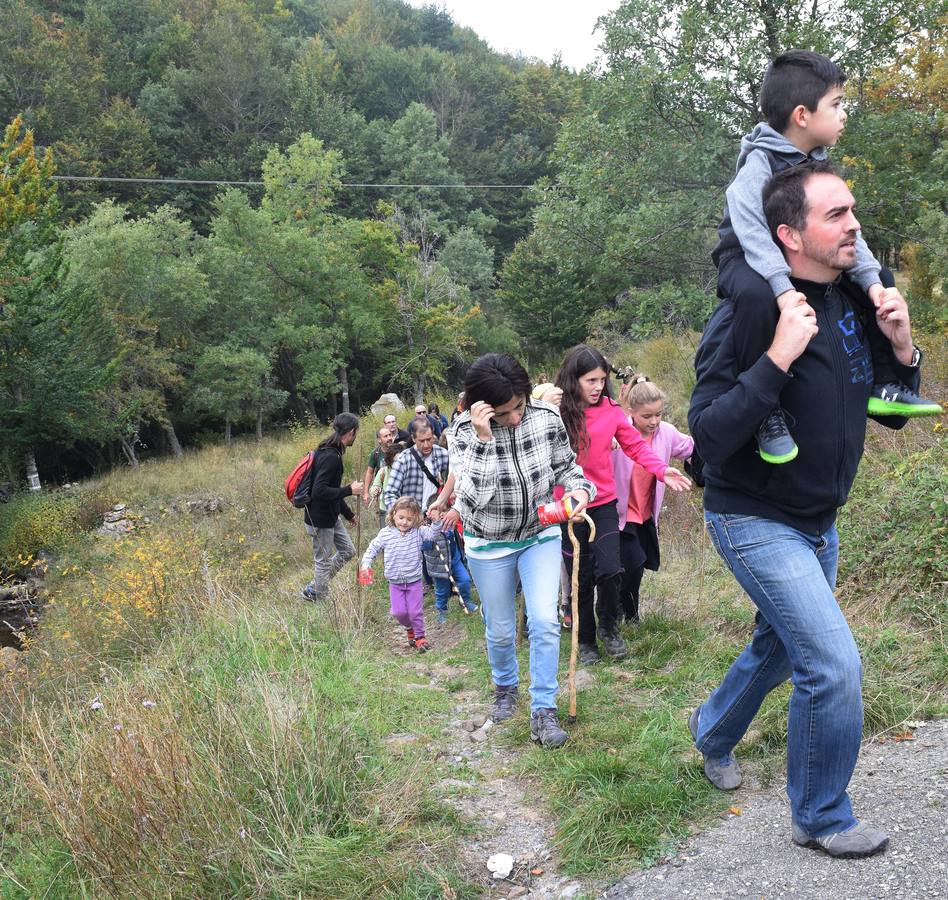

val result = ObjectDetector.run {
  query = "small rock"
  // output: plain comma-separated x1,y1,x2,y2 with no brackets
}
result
486,853,514,879
558,883,582,899
469,728,489,743
471,713,488,728
574,669,597,690
461,719,477,732
509,888,529,898
0,646,22,671
441,727,454,736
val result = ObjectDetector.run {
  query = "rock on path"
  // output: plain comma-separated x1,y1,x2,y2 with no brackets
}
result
605,719,948,899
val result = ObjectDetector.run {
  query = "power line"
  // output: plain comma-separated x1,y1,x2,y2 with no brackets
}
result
51,175,535,189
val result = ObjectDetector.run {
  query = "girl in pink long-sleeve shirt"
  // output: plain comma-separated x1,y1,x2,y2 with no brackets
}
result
613,375,695,624
556,346,691,664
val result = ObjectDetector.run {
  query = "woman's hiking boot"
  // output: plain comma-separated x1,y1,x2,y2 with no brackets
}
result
530,708,568,748
491,684,518,721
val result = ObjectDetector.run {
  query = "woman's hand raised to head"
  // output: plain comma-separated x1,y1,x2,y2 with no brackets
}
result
662,467,691,492
470,401,496,441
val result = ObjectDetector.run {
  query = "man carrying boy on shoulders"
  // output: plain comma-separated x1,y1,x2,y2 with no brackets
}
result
689,160,930,859
714,50,940,463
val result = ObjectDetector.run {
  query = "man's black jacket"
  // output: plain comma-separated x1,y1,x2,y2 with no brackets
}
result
688,274,920,535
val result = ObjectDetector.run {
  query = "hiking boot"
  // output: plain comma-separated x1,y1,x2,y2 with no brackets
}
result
792,821,889,859
756,408,798,464
414,636,431,653
464,600,479,614
406,628,416,648
578,643,601,666
530,708,569,748
491,684,519,722
689,706,742,790
436,610,448,625
598,627,629,660
561,605,573,630
300,584,319,602
867,382,942,417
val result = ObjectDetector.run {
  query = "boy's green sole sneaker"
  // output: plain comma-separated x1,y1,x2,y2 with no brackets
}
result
756,408,798,465
867,383,942,417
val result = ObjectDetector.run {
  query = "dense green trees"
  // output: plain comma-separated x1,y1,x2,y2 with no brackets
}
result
500,0,946,351
0,0,943,488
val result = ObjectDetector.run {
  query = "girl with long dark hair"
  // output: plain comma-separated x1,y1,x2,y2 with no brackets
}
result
555,346,690,663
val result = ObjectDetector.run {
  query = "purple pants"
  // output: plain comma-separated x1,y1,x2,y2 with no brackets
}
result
389,580,425,638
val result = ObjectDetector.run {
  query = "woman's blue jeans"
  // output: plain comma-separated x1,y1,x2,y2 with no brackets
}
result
701,512,862,837
467,537,562,712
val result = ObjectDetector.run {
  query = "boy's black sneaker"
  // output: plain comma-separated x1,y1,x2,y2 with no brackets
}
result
756,408,798,464
867,383,942,418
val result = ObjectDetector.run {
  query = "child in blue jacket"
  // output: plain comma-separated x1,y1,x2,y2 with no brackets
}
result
423,497,476,624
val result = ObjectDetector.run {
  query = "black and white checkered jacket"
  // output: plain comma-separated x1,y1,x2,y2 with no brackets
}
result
448,400,595,543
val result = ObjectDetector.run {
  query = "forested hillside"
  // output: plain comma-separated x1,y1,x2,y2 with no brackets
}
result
1,0,945,488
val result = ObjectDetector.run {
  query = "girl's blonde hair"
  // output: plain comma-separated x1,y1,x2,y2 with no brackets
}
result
385,496,423,529
622,373,665,411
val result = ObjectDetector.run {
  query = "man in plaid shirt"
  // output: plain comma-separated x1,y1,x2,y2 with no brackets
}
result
383,422,449,510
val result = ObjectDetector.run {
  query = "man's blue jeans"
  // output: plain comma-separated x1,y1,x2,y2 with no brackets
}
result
700,512,862,837
467,537,562,712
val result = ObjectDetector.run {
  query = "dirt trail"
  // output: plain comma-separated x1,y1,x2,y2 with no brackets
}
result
384,615,601,898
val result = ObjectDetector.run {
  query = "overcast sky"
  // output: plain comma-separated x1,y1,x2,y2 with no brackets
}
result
404,1,620,71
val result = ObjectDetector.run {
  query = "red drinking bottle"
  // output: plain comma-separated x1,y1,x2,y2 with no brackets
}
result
537,497,574,526
358,568,373,585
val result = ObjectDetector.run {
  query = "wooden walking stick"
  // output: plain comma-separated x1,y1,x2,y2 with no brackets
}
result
567,512,595,725
354,423,365,601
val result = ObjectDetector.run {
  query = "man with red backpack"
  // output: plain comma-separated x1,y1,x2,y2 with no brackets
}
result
292,413,364,602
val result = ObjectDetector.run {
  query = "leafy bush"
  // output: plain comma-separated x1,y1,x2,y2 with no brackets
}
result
0,489,111,575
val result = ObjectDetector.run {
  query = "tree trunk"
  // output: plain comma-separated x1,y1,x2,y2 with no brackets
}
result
256,406,263,441
224,417,232,444
414,373,425,405
164,422,184,459
120,438,140,468
339,365,350,413
24,448,41,492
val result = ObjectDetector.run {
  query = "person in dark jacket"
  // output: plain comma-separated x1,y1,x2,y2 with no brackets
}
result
300,413,364,602
688,161,927,859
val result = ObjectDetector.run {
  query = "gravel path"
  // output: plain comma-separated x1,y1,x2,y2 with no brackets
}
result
605,719,948,899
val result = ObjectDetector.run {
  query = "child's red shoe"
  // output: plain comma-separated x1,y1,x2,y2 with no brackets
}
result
414,636,431,653
406,628,416,648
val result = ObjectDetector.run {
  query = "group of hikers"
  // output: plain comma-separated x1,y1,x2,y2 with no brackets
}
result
294,51,941,861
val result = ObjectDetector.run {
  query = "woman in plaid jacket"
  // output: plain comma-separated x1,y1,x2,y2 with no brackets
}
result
448,353,594,749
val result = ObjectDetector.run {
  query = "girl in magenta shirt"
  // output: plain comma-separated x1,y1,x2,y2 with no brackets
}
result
556,346,691,664
612,375,695,624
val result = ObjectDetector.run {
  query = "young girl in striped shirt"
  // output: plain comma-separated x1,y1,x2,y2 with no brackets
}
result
359,496,443,653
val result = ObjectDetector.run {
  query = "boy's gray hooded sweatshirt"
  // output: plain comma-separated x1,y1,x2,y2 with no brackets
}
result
712,122,881,298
